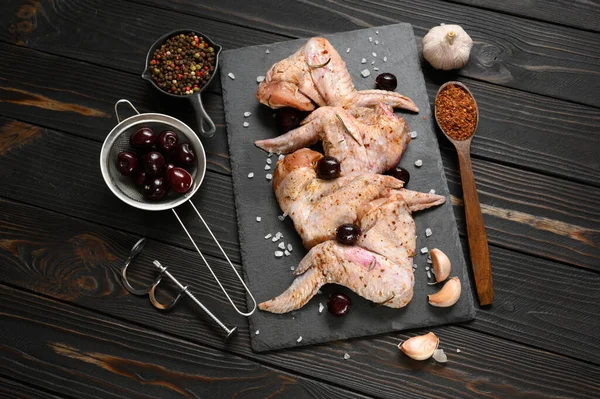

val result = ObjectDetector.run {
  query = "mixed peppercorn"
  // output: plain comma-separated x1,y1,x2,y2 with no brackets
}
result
435,84,477,140
149,32,216,95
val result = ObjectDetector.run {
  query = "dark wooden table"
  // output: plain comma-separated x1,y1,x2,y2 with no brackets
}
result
1,1,599,398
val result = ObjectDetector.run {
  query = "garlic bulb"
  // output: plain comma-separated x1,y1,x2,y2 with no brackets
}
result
428,277,461,307
422,24,473,70
398,332,439,360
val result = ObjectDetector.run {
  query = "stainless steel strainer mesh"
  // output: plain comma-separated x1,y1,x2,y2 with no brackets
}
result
101,100,256,327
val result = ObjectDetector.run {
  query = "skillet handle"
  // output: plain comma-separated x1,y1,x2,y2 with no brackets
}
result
190,93,216,138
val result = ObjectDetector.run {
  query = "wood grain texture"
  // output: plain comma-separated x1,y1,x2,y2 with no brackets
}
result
2,38,599,187
0,285,372,399
0,196,598,370
441,0,600,32
0,376,63,399
454,141,493,305
132,0,600,107
1,0,287,73
2,116,597,271
0,117,242,264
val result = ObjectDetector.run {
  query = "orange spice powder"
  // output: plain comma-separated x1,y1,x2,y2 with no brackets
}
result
435,84,477,140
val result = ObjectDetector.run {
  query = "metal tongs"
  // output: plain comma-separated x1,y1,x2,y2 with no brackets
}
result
121,238,254,338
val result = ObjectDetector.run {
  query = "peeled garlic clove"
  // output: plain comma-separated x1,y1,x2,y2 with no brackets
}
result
430,248,451,283
422,24,473,70
428,277,461,307
398,332,439,360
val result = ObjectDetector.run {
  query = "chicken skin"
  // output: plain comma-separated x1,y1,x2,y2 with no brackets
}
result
256,103,410,175
256,37,418,112
258,150,446,313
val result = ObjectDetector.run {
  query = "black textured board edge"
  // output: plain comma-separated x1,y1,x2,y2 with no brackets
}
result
219,23,475,352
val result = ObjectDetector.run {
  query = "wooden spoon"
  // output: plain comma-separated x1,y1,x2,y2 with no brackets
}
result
434,81,493,306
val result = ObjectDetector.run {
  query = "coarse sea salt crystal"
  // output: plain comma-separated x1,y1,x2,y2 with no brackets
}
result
425,266,430,271
409,131,418,139
372,52,377,57
415,159,423,167
457,348,461,353
265,233,272,239
278,213,287,221
375,30,379,34
373,67,379,71
287,243,293,251
255,330,260,335
228,72,235,79
427,257,433,264
256,216,261,222
361,58,367,64
371,60,375,65
272,236,279,242
266,158,272,165
374,40,379,45
425,228,432,237
248,172,254,178
265,49,270,54
421,247,429,254
243,122,249,128
429,189,436,194
346,47,351,53
383,56,387,62
368,37,373,42
361,69,371,78
278,242,286,250
256,75,265,83
319,303,324,313
297,336,303,343
278,154,285,161
427,270,432,279
413,264,418,269
344,353,351,360
266,174,272,180
433,349,448,363
264,164,271,170
275,251,284,258
284,250,290,256
244,111,251,117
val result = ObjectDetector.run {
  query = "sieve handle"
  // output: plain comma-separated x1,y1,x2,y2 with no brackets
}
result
115,99,141,123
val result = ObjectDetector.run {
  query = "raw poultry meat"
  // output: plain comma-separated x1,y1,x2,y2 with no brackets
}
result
256,37,419,112
258,150,446,313
255,103,411,175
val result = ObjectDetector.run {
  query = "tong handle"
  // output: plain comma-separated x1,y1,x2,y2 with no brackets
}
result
172,202,257,316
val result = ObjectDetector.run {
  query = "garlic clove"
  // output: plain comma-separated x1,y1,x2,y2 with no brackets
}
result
398,332,439,360
430,248,451,283
428,277,461,307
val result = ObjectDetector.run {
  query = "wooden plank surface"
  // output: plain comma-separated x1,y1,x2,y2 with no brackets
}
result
131,0,600,107
0,196,598,369
441,0,600,32
0,376,63,399
2,117,597,272
0,284,372,399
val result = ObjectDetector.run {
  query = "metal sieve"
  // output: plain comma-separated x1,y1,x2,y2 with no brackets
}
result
100,100,257,335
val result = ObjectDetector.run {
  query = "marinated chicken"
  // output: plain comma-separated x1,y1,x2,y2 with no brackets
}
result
258,150,446,313
256,37,418,112
255,103,411,175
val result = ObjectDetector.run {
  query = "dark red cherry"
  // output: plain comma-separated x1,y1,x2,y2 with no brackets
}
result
336,224,361,245
328,293,352,316
388,165,410,185
173,143,195,167
316,156,341,180
134,171,149,187
156,130,179,154
117,151,138,176
163,163,176,179
130,128,155,150
143,177,167,201
167,167,193,193
375,73,397,91
143,151,165,175
275,107,301,134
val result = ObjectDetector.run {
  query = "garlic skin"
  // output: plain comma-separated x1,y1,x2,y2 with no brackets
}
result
398,332,439,360
422,25,473,70
428,277,461,307
430,248,451,283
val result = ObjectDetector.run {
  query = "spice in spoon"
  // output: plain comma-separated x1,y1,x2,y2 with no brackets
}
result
435,84,477,140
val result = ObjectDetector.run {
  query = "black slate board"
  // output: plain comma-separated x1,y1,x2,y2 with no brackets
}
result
220,23,475,352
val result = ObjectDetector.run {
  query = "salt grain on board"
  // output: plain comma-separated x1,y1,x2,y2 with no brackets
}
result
421,247,429,254
344,353,351,360
227,72,235,79
244,111,251,117
361,69,371,77
266,174,272,180
383,56,387,62
264,165,271,170
264,233,272,239
361,58,367,64
247,172,254,179
278,154,285,161
255,330,260,335
373,67,379,71
368,37,373,42
318,303,324,313
297,336,303,343
372,52,377,57
275,251,284,258
256,76,265,83
266,158,272,165
284,250,290,256
409,131,418,139
243,122,249,128
374,40,379,45
429,189,436,194
425,228,432,237
265,49,270,54
278,242,286,250
346,47,351,53
415,159,423,167
287,244,293,251
256,216,261,222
